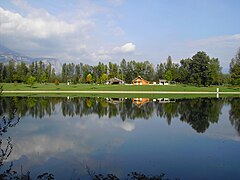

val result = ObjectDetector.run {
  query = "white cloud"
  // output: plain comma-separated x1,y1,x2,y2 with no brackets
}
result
0,0,135,64
0,7,76,38
187,34,240,48
113,42,136,53
185,34,240,70
164,34,240,72
0,1,100,63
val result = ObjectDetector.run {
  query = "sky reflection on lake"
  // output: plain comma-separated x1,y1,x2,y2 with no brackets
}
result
0,97,240,179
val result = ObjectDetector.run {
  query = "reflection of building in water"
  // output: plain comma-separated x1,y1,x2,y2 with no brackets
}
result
106,98,125,105
157,98,176,103
132,98,150,108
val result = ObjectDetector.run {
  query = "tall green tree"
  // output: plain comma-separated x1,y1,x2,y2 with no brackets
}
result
209,58,222,85
144,61,155,82
156,63,165,80
230,48,240,85
179,58,191,83
15,62,28,82
45,63,51,82
0,63,3,82
51,68,56,82
27,76,36,87
189,51,211,86
108,62,118,78
100,73,108,84
120,59,127,81
62,63,67,83
125,61,135,83
6,60,15,82
86,73,93,83
40,72,47,84
164,70,173,81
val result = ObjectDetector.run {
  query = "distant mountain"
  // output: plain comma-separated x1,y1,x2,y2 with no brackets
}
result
33,57,63,73
0,44,33,63
0,44,62,73
0,44,22,56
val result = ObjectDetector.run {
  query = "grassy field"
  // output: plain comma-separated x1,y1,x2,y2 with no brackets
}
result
1,92,240,99
1,83,240,92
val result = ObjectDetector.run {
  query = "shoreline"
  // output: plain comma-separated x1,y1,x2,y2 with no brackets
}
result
2,90,240,94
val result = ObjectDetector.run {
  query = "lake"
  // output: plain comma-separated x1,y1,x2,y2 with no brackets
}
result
0,96,240,179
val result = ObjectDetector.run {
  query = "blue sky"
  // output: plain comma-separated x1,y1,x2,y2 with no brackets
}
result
0,0,240,71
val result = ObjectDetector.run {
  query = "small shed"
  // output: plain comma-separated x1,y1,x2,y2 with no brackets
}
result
132,76,149,85
159,79,169,85
107,77,125,85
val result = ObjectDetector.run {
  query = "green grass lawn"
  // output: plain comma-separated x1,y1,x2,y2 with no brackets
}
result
2,92,240,99
1,83,240,92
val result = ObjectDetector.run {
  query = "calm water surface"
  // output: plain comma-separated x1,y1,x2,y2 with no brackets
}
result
0,97,240,179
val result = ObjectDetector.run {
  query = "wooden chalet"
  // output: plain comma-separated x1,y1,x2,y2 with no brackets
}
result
132,76,149,85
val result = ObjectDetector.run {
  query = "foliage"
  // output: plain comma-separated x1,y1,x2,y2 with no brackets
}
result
190,51,211,86
100,73,108,84
164,70,173,81
86,73,93,83
27,76,36,87
179,52,222,86
229,98,240,135
37,173,55,180
0,84,3,94
40,72,48,84
230,48,240,85
93,172,169,180
54,79,60,86
0,51,235,86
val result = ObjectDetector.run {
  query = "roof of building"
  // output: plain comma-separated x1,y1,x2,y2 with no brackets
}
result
132,76,149,83
107,77,125,84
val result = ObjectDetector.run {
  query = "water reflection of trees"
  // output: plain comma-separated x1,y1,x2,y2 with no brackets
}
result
178,98,224,133
60,97,155,120
0,97,240,134
229,98,240,135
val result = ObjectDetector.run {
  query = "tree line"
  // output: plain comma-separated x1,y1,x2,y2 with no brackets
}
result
0,49,239,86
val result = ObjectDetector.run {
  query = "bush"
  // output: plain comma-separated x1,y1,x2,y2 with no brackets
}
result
54,79,60,85
27,76,36,87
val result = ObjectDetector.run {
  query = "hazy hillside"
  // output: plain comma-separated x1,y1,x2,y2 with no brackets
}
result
0,44,62,73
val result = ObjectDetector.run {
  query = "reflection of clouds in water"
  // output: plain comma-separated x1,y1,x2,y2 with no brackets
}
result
204,108,240,142
6,113,135,166
68,113,136,132
38,106,136,132
205,131,240,142
9,135,75,162
120,122,135,132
